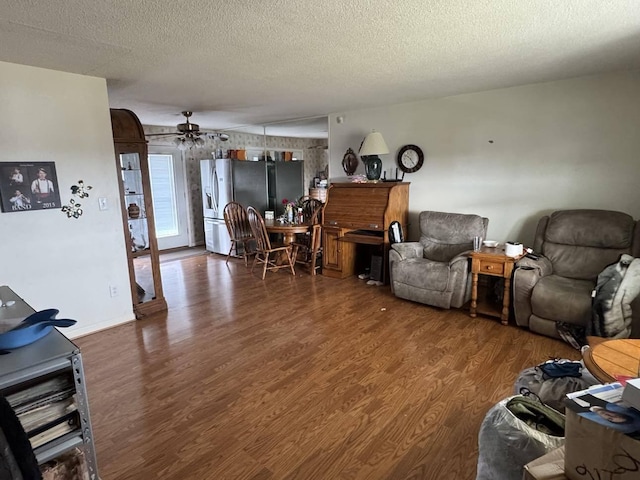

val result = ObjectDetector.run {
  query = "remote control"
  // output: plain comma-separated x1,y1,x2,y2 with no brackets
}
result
525,253,540,260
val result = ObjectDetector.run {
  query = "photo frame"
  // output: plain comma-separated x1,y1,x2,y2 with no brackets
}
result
0,162,61,213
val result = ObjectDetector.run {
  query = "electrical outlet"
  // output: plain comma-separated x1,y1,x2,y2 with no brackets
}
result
109,285,118,297
98,197,108,211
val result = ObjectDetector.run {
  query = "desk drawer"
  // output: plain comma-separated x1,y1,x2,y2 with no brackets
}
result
479,261,504,275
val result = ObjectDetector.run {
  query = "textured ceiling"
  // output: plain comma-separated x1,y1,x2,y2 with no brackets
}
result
0,0,638,135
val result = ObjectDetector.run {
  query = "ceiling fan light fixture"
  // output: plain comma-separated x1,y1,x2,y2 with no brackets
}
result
174,135,205,150
174,137,186,150
148,111,218,150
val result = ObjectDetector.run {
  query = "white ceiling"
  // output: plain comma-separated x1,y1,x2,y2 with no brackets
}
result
0,0,638,135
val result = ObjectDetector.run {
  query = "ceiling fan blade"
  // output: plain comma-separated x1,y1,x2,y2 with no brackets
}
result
145,132,180,137
209,132,229,142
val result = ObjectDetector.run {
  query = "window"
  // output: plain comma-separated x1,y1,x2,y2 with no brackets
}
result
148,154,179,238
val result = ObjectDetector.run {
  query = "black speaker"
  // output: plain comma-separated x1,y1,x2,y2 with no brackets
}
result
369,255,383,282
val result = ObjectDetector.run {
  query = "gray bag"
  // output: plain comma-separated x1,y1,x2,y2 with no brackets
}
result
513,360,598,413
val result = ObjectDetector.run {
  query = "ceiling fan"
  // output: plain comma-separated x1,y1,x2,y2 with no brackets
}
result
145,111,229,150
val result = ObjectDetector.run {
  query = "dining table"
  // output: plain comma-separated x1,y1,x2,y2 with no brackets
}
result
264,219,311,245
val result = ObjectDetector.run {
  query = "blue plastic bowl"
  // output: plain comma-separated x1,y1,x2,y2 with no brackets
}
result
0,324,53,350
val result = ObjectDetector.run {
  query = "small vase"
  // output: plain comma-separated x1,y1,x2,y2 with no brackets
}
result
363,156,382,181
286,205,294,223
128,203,140,219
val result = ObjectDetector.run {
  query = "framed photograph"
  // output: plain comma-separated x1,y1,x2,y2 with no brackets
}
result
0,162,61,213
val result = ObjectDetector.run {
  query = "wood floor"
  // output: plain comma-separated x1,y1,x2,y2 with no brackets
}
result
76,253,578,480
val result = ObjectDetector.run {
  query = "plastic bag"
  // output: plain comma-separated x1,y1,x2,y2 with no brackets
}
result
476,395,565,480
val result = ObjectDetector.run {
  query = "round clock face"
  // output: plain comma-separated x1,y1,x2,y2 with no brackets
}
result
397,145,424,173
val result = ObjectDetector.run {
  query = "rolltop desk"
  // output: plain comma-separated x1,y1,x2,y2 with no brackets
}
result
321,182,409,282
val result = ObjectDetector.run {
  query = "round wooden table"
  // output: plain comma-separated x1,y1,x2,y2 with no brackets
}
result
264,219,311,245
582,336,640,383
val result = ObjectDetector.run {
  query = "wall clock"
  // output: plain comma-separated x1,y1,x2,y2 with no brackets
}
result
397,145,424,173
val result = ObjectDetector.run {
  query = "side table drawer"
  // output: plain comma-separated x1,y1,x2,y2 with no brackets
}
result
479,261,504,276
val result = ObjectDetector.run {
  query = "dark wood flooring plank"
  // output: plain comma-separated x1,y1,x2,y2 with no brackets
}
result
76,253,578,479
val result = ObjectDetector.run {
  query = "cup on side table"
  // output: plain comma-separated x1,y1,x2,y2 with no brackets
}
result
473,236,482,251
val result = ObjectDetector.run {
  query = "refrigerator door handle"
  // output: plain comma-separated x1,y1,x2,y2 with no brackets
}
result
212,165,219,215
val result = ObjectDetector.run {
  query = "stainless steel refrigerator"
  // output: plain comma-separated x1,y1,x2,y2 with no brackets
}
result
201,158,304,254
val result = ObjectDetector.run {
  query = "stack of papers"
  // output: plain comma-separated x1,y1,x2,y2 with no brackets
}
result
566,383,640,437
6,374,78,448
622,378,640,412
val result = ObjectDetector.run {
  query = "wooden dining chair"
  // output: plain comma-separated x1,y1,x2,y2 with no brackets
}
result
293,199,324,275
246,206,296,279
223,202,254,266
299,198,323,224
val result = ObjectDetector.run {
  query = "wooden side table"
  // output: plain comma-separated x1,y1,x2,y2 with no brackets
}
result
582,337,640,383
469,246,521,325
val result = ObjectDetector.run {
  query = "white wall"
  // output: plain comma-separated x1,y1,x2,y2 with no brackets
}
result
0,61,134,337
328,71,640,244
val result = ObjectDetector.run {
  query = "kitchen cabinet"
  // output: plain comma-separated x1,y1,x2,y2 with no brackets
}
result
321,226,356,278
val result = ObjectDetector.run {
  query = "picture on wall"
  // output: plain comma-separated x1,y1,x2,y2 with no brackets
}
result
0,162,61,213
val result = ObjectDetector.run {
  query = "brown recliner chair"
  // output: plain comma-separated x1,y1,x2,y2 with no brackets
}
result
512,209,640,339
389,211,488,309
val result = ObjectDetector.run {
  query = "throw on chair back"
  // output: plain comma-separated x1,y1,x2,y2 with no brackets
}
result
223,202,254,266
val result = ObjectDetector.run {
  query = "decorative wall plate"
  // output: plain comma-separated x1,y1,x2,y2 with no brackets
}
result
342,148,359,176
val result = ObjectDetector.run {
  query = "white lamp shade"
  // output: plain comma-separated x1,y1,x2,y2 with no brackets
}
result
359,131,389,156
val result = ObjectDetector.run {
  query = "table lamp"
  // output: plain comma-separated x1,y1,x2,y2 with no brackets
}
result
359,130,389,181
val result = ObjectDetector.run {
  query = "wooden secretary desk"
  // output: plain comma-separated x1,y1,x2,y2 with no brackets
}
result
321,182,409,282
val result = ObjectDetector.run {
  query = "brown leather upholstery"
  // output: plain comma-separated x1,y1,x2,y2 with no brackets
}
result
513,209,640,339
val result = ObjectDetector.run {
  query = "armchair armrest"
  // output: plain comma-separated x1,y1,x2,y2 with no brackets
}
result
512,255,553,327
389,242,422,294
515,255,553,276
390,242,422,261
449,250,472,267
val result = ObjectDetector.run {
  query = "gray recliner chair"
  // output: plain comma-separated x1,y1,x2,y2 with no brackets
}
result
512,209,640,339
389,211,488,309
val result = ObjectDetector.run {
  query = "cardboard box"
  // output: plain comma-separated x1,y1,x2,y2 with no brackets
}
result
565,408,640,480
523,446,568,480
622,378,640,411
